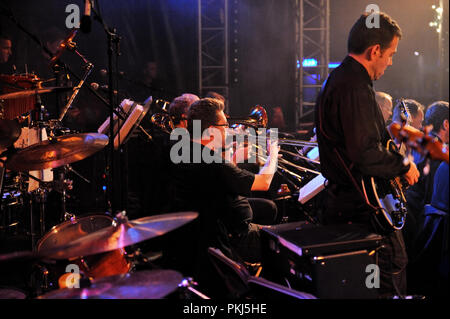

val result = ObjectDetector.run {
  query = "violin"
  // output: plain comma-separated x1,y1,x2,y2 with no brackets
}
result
389,122,449,164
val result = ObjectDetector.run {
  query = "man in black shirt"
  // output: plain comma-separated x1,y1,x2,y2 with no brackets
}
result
315,12,419,297
168,97,278,295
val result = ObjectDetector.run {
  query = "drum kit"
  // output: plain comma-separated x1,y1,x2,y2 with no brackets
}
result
0,29,202,299
0,86,202,298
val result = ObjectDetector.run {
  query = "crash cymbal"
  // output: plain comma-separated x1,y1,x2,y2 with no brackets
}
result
6,133,108,171
37,269,183,299
0,119,21,149
0,86,74,100
42,212,198,260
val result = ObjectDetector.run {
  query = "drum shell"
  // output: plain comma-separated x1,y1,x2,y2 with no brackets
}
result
36,214,130,289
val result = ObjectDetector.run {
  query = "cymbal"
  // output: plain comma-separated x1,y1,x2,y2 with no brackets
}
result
0,86,74,100
0,119,21,149
6,133,108,171
42,212,199,260
37,269,183,299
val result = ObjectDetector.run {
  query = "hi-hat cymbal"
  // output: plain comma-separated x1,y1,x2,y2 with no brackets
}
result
0,86,74,100
0,119,21,149
6,133,108,171
42,212,199,260
37,269,183,299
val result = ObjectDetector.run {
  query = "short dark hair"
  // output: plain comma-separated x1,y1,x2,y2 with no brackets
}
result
169,97,191,125
205,91,225,102
392,99,424,122
348,12,402,54
187,98,225,135
424,101,449,133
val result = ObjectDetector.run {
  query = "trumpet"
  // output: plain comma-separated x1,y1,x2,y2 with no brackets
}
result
150,112,174,134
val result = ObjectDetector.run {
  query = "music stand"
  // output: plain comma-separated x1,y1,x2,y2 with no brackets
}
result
98,96,152,150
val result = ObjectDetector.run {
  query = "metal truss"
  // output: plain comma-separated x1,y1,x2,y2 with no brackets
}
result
197,0,229,111
294,0,330,131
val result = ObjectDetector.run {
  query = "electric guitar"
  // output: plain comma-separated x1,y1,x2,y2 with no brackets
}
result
362,122,449,234
361,139,408,233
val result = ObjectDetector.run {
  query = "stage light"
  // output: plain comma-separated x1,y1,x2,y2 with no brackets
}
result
302,58,318,67
328,62,340,68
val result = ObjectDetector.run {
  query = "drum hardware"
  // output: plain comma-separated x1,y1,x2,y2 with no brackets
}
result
178,277,211,299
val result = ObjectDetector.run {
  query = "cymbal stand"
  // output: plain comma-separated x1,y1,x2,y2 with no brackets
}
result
54,164,91,222
30,94,48,249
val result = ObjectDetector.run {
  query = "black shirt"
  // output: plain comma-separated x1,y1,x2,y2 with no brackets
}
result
169,141,255,255
315,56,409,187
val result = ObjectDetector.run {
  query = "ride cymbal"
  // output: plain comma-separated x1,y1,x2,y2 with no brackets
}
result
6,133,108,171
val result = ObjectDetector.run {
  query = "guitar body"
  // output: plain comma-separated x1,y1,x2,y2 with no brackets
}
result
361,140,408,233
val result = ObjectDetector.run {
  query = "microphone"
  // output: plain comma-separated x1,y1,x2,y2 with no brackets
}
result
91,82,118,95
80,0,92,34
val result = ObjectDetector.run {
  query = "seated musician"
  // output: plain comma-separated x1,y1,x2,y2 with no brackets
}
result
168,93,199,128
375,91,393,123
403,101,449,256
0,34,13,74
167,97,279,295
409,161,449,297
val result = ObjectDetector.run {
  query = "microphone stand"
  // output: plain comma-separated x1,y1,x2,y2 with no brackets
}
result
89,0,123,214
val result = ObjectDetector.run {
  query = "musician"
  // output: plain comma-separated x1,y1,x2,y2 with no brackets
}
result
403,101,449,256
314,12,420,297
205,91,225,103
168,97,278,295
0,34,12,64
0,34,14,78
168,93,199,128
392,99,425,130
375,91,393,123
409,161,449,297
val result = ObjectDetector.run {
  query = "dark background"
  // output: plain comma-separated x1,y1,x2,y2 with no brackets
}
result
1,0,448,124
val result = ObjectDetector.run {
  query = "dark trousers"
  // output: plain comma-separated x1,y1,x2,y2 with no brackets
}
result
324,187,408,297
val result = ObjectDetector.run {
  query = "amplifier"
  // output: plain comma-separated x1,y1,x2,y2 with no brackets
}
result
260,222,383,299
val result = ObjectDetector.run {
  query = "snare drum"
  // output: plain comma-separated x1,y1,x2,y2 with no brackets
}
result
36,214,131,289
